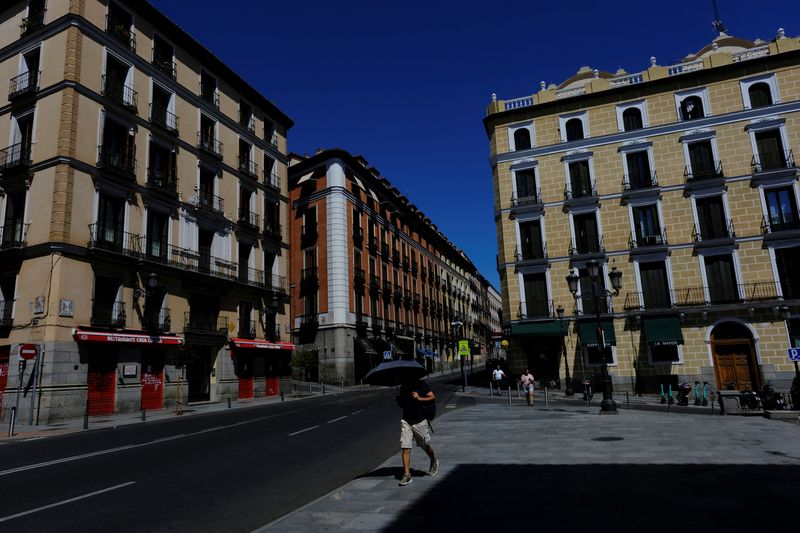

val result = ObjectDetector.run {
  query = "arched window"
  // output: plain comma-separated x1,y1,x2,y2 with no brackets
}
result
513,128,531,151
680,96,704,120
565,118,584,141
622,108,643,131
748,83,773,108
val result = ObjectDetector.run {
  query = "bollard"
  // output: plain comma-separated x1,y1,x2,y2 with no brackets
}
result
280,391,285,401
710,396,715,415
517,382,521,399
544,386,549,406
309,381,312,395
341,378,344,390
8,406,16,437
228,397,232,409
141,409,146,421
489,382,493,396
507,385,512,407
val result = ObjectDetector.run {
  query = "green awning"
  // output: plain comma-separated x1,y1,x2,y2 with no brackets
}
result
577,320,617,347
511,320,566,337
643,316,684,346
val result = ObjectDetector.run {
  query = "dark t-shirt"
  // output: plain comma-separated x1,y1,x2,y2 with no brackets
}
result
399,380,432,425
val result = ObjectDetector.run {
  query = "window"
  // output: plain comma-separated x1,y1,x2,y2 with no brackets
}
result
568,160,593,198
565,118,584,141
686,140,720,180
740,75,779,110
624,150,653,189
199,114,218,154
518,220,544,260
152,34,175,79
639,261,671,309
522,273,549,318
675,89,710,121
200,70,218,107
622,108,643,131
239,101,255,132
631,204,663,246
150,84,177,132
264,118,276,144
514,168,537,203
704,254,738,304
1,191,26,247
650,345,680,363
198,229,213,272
748,83,773,108
106,2,134,52
753,129,788,171
238,139,256,176
572,212,600,254
100,117,135,175
694,195,728,240
302,207,317,242
7,111,34,165
774,247,800,299
103,53,135,108
10,47,40,97
513,128,531,151
198,166,217,210
92,275,124,327
96,192,125,248
763,186,800,233
147,139,176,190
146,209,169,259
264,155,277,188
577,267,608,314
239,300,255,338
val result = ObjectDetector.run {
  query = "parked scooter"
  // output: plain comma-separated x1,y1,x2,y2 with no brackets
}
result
760,382,786,410
676,382,692,406
582,379,593,403
739,386,762,410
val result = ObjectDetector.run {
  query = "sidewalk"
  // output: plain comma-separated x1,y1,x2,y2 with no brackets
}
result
260,392,800,532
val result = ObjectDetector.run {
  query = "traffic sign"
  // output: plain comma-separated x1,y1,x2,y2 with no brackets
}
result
383,351,393,361
458,340,470,358
19,344,39,360
788,348,800,361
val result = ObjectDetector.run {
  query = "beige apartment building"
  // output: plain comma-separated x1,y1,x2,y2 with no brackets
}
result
288,149,498,384
0,0,293,422
486,30,800,396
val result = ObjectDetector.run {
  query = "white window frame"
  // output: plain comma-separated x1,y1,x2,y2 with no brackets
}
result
758,180,800,239
616,100,649,132
510,161,539,203
647,343,684,365
674,87,711,121
516,269,552,319
632,256,676,310
697,249,744,302
689,190,731,240
680,131,720,174
103,49,135,107
626,197,665,245
562,153,594,197
508,121,535,151
619,142,655,186
514,214,546,260
746,120,790,163
559,111,588,142
740,74,780,110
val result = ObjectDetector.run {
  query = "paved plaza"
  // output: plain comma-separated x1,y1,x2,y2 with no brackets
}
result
261,393,800,532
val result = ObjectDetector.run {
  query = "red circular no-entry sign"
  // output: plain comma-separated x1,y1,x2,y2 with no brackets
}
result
19,344,39,360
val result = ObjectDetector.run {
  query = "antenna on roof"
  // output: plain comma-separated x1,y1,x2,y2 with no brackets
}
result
711,0,727,36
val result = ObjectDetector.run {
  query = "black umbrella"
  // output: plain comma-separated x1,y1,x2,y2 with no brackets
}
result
363,359,427,386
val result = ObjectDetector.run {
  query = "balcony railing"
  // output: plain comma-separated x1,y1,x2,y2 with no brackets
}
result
693,219,735,242
684,161,724,182
106,15,136,51
0,223,30,249
238,319,257,339
97,145,136,176
382,280,392,293
511,188,542,207
88,224,142,256
629,229,667,249
624,281,783,310
0,142,32,172
200,85,219,108
197,132,223,159
569,236,605,256
184,312,227,334
8,70,40,100
265,170,280,191
91,300,126,328
142,308,171,332
354,267,366,284
238,156,259,178
564,180,597,200
394,284,402,297
518,300,555,319
752,150,795,174
353,226,364,241
152,55,176,80
761,216,800,235
300,314,319,327
301,267,319,283
20,10,45,36
0,300,13,327
149,103,179,134
514,243,548,262
238,209,260,229
146,168,178,194
264,222,282,241
402,255,410,269
196,192,224,215
371,316,383,334
622,170,658,190
101,75,137,110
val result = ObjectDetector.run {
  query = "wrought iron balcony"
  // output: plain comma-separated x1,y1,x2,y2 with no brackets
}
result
511,188,542,207
196,192,224,215
97,145,136,176
0,223,30,250
0,142,32,172
624,281,783,311
0,299,14,327
88,224,142,256
8,70,40,100
105,15,136,51
184,312,228,334
692,219,735,242
622,170,658,190
197,132,223,159
514,243,548,262
20,10,45,36
568,236,605,256
564,180,597,200
761,216,800,235
628,229,667,249
299,314,319,327
354,267,366,284
752,150,795,174
263,222,282,241
684,161,724,182
91,300,126,328
265,170,280,191
238,156,259,178
301,267,319,284
146,168,178,194
101,75,137,110
200,84,219,108
149,103,179,134
152,55,176,80
238,318,257,339
238,208,260,229
518,300,555,319
142,308,171,332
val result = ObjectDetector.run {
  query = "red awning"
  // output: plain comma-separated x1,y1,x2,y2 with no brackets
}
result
73,329,183,345
230,338,295,350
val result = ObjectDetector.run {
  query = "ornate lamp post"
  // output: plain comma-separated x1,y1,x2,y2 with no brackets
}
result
566,259,622,414
556,305,573,396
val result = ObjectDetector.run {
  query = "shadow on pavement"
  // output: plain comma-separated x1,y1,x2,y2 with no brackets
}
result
381,463,800,532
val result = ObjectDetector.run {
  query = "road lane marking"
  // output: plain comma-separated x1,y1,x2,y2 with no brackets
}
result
326,416,347,424
288,425,319,436
0,482,135,523
350,409,364,415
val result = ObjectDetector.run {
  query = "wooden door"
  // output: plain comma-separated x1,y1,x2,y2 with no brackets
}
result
712,340,760,391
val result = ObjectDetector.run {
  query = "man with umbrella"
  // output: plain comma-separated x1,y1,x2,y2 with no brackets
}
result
397,376,439,486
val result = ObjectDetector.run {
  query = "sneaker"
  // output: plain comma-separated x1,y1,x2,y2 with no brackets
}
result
398,473,413,486
428,459,439,477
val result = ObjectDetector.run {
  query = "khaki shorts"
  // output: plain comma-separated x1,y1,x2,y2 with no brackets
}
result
400,419,431,449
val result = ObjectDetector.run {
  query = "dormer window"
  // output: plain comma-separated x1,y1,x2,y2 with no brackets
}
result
740,75,780,110
508,122,533,151
675,89,710,122
565,118,584,141
622,108,643,131
748,84,772,108
680,96,704,120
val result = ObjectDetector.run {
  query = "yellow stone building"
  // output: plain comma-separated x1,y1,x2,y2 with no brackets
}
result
0,0,293,422
485,30,800,398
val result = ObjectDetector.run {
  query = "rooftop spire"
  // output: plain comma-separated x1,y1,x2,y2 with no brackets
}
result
712,0,727,36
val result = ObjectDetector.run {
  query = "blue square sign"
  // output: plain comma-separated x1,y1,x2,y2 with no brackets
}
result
788,348,800,361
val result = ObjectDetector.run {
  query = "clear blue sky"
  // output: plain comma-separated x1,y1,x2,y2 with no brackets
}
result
152,0,800,290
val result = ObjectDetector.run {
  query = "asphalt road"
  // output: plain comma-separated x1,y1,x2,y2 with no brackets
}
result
0,383,460,532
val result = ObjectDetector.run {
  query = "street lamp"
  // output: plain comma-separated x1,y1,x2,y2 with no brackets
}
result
566,259,622,414
556,305,573,396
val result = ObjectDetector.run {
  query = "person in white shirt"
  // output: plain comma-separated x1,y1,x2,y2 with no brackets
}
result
492,366,506,395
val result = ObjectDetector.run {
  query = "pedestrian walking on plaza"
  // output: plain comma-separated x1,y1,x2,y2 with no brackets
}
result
492,366,506,396
521,368,536,406
396,378,439,486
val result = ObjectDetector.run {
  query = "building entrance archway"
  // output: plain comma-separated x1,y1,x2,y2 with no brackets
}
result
710,322,761,391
